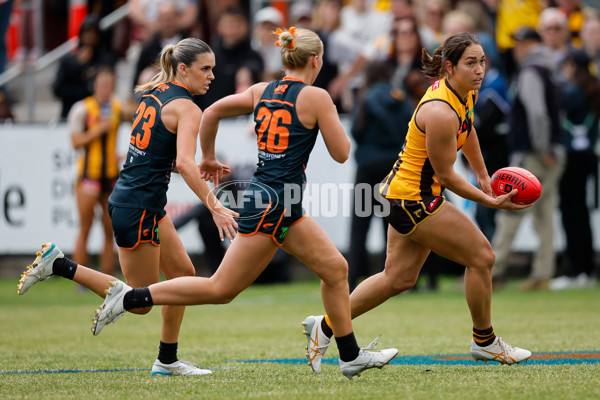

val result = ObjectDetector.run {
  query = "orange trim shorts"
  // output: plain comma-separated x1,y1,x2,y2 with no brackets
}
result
237,201,305,245
108,205,166,249
384,195,446,235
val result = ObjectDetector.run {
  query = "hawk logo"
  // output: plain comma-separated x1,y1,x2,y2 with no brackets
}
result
274,84,288,94
432,80,441,90
414,209,422,218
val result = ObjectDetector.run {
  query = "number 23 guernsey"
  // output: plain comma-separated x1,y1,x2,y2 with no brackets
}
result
109,82,192,212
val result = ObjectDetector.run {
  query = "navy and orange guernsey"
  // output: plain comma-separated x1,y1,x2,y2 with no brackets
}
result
235,77,320,244
78,96,121,181
109,81,192,212
380,77,476,200
252,77,319,189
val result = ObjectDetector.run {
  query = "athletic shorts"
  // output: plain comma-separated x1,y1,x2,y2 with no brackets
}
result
108,205,167,249
78,177,118,195
237,201,306,245
384,195,446,235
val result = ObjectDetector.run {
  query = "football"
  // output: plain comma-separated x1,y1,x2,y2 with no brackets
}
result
490,167,542,205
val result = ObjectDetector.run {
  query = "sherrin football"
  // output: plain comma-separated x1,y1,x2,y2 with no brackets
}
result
490,167,542,205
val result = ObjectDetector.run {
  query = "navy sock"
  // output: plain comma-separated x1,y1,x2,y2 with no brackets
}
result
158,341,178,364
123,287,153,311
52,258,77,280
335,332,361,362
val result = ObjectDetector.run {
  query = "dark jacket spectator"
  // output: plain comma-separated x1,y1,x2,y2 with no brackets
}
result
196,8,263,110
132,1,189,90
53,15,116,120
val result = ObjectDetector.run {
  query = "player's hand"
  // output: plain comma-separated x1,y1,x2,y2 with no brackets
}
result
490,189,532,210
477,174,493,196
199,158,231,187
210,205,239,241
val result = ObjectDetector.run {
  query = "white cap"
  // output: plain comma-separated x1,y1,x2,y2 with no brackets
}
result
254,6,284,26
290,2,313,21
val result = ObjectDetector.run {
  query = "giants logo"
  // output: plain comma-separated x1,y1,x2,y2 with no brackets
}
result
274,84,288,94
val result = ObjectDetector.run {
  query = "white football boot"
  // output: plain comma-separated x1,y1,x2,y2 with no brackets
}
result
17,242,64,295
151,359,212,376
302,315,331,373
339,336,398,379
471,337,532,365
92,280,131,335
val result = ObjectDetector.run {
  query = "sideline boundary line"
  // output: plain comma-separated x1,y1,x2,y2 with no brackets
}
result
3,352,598,374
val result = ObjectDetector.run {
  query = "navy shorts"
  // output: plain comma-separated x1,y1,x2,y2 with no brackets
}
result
108,205,167,249
237,201,306,245
384,195,446,235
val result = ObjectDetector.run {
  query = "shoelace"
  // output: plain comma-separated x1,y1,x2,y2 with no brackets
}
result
496,337,514,362
178,360,198,368
313,344,329,351
361,335,382,351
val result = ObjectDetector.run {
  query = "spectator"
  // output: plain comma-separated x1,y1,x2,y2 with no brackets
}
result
68,66,128,276
555,0,587,47
53,15,116,120
388,16,424,91
327,0,392,111
87,0,131,59
197,0,246,43
289,1,313,29
311,0,341,106
494,0,544,80
196,7,263,110
580,14,600,71
454,0,498,65
252,6,284,81
132,1,189,90
551,49,598,290
390,0,415,19
15,0,38,66
491,27,565,291
417,0,449,53
539,7,573,65
347,60,413,291
128,0,198,42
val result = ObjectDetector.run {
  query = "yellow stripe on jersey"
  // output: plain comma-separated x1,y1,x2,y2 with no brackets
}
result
77,97,121,181
380,77,475,201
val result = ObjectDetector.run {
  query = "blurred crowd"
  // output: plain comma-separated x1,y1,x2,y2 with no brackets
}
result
0,0,599,289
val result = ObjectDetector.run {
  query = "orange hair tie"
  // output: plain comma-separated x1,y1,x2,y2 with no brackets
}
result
274,27,297,49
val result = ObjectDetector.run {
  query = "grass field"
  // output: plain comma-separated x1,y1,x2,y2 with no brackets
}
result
1,274,599,399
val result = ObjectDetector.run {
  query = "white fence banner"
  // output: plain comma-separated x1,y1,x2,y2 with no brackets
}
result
0,120,596,255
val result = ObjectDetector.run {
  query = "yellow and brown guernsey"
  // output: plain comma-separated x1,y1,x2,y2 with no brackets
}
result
77,97,121,181
380,77,475,200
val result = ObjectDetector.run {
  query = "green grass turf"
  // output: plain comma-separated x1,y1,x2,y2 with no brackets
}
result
1,275,599,399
